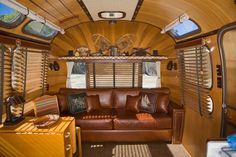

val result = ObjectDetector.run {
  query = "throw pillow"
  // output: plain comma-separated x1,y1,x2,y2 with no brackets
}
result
33,95,60,117
85,95,101,112
67,92,87,114
156,94,169,114
126,95,140,113
139,92,158,113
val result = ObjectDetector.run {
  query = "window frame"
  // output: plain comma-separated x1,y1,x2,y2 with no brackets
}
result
0,9,26,29
168,19,201,40
22,20,58,40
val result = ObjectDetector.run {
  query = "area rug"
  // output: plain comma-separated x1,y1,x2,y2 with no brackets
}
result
79,142,189,157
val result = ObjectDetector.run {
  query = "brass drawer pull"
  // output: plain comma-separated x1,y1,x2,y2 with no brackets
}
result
65,132,70,138
66,144,71,151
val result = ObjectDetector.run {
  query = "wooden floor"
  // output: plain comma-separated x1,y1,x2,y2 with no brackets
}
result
76,142,190,157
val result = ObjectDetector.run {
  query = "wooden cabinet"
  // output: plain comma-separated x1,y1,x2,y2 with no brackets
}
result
0,117,76,157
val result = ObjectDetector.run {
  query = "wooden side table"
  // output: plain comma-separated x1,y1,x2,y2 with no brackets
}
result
0,117,76,157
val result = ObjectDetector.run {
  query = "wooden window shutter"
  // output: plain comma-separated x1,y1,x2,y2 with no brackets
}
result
25,49,48,101
177,45,213,117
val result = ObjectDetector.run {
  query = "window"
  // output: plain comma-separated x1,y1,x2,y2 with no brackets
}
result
0,43,49,123
25,50,48,101
0,3,25,28
87,63,141,88
23,21,58,39
0,44,4,123
177,45,213,117
70,62,86,88
169,19,200,39
142,62,161,88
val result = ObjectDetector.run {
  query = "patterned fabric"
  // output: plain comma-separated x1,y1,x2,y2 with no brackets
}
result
139,92,158,113
33,95,59,117
67,92,87,114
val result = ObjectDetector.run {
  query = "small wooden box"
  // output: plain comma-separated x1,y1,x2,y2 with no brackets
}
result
0,117,76,157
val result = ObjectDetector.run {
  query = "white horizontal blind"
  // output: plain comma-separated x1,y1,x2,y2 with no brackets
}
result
177,45,213,117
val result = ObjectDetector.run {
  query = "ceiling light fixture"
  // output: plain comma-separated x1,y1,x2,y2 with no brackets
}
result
161,13,189,34
0,0,65,34
98,11,126,19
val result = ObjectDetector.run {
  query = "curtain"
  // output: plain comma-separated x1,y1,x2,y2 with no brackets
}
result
66,62,74,88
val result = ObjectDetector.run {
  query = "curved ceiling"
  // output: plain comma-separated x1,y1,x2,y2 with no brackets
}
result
51,21,174,56
16,0,236,35
1,0,236,44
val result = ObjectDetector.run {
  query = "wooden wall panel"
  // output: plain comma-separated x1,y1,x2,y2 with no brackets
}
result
49,21,175,93
47,60,67,94
161,49,180,104
51,21,174,56
181,35,222,157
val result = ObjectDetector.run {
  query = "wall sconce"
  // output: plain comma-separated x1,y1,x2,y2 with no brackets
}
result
167,61,177,70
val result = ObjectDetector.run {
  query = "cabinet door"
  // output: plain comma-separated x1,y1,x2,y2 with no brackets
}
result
0,133,65,157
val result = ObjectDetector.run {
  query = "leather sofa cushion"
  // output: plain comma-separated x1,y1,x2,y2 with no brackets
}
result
57,94,68,113
85,95,101,112
86,89,113,108
114,109,172,130
126,95,140,113
113,89,140,108
156,94,169,113
75,109,115,130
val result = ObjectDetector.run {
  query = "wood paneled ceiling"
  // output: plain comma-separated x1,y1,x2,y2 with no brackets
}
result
16,0,236,33
51,21,174,56
1,0,236,44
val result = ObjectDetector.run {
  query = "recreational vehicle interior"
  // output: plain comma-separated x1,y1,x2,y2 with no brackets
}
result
0,0,236,157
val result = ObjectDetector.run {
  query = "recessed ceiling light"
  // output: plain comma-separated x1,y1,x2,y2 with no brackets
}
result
98,11,126,19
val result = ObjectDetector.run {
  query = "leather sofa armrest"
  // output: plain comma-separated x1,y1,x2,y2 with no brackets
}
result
168,101,184,144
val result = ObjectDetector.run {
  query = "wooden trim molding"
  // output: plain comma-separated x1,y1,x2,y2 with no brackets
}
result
0,32,50,50
132,0,144,21
217,21,236,137
77,0,94,21
175,38,203,49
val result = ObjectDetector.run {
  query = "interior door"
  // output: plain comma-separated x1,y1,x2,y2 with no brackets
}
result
218,22,236,136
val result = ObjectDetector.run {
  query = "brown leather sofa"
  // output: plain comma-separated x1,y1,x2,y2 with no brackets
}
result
57,87,184,144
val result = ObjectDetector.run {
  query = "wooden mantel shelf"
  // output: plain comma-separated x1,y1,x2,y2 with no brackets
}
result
57,56,168,63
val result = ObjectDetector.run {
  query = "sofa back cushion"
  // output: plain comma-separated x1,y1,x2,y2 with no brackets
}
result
86,89,113,108
85,95,101,112
113,89,140,108
59,88,113,109
126,95,140,112
156,94,169,114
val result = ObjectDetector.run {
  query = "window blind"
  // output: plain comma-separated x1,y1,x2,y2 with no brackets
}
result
87,62,142,88
177,45,213,117
0,44,4,123
25,49,48,101
115,63,141,87
12,48,26,95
